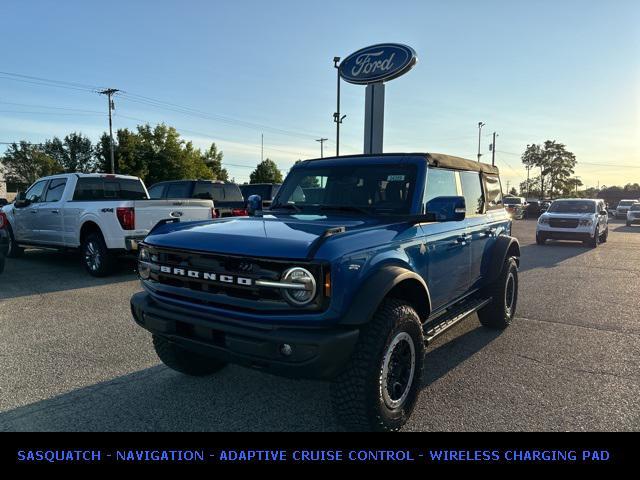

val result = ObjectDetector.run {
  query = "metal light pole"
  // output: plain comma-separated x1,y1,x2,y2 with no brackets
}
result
477,122,485,162
333,57,346,157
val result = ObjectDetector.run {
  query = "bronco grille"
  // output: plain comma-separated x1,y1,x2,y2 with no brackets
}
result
549,218,579,228
141,245,328,312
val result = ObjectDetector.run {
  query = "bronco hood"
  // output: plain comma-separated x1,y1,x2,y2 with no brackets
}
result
143,214,381,259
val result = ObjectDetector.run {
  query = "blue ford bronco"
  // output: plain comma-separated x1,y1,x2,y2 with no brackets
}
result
131,153,520,431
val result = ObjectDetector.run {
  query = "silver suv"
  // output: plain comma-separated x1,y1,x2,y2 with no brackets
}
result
536,199,608,248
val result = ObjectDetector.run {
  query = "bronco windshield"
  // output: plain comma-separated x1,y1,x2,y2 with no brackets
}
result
272,164,418,215
548,200,595,214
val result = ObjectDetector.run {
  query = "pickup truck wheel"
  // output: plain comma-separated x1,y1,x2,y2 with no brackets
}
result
5,225,24,258
152,335,227,376
331,299,425,432
478,257,518,330
81,232,114,277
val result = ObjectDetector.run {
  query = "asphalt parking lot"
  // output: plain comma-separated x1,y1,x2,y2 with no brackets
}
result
0,219,638,431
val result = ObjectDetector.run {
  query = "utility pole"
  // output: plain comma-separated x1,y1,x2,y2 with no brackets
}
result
490,132,497,166
506,180,511,195
526,165,531,199
333,57,346,157
316,138,328,158
477,122,485,162
261,133,264,162
98,88,119,173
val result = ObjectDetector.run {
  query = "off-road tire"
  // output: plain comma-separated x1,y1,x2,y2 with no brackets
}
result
331,299,425,432
478,256,518,330
627,221,631,227
153,334,227,376
535,232,546,245
5,224,24,258
81,232,114,277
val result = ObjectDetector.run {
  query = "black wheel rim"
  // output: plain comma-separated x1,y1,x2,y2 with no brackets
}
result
505,272,516,316
380,332,416,409
84,241,101,271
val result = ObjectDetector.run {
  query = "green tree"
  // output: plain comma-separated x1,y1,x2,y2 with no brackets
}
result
0,141,62,185
202,143,228,181
564,177,583,196
45,132,96,173
250,159,283,184
521,141,576,198
519,175,542,199
94,124,218,184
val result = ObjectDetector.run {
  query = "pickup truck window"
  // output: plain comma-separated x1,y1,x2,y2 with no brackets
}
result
25,180,47,203
223,184,244,201
460,171,484,214
424,168,457,206
73,177,147,201
44,178,67,202
166,182,192,199
275,164,417,214
148,184,165,199
483,174,503,210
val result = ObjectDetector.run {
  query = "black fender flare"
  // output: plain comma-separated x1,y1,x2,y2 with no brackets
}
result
486,235,521,284
340,265,431,326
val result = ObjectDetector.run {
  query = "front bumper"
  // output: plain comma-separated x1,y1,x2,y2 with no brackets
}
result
627,216,640,225
130,291,360,379
616,210,630,218
537,225,594,241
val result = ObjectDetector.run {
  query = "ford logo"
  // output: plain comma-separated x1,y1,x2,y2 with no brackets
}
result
339,43,417,85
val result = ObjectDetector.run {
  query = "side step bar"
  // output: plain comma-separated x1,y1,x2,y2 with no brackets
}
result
423,297,492,344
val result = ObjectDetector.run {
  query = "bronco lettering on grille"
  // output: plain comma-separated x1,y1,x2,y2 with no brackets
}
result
159,265,253,286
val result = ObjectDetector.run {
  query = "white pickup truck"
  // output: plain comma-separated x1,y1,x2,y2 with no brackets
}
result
0,173,214,276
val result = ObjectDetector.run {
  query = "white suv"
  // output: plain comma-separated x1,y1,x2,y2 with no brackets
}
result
536,199,608,248
616,199,639,218
626,203,640,227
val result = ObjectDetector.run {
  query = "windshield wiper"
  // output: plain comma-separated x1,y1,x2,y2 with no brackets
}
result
319,205,373,215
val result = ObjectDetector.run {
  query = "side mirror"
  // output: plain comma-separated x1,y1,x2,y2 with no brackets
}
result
14,193,30,209
426,196,466,222
247,194,262,216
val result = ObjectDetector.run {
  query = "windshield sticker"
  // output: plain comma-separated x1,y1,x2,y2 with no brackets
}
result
387,175,405,181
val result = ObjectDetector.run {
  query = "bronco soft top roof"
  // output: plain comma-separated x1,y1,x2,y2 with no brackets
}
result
298,153,500,175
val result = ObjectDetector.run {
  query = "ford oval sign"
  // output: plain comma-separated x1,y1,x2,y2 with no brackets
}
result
339,43,417,85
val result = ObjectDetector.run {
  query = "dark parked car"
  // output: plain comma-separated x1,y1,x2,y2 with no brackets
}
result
132,152,520,432
148,180,247,218
525,200,542,218
0,198,8,207
240,183,281,209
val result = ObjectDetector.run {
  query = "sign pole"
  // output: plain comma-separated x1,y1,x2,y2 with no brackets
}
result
363,83,385,154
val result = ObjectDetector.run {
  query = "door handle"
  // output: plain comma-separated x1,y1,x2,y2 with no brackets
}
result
456,234,468,245
485,227,497,236
51,210,59,214
30,210,37,214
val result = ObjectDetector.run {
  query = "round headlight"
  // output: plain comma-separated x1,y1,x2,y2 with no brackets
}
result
138,247,151,279
281,267,316,306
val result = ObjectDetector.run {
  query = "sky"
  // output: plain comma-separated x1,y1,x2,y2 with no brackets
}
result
1,0,638,189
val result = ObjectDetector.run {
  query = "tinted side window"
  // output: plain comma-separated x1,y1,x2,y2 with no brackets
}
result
25,180,47,203
224,184,244,201
460,171,484,215
483,174,503,210
165,182,192,199
73,178,147,200
44,178,67,202
192,183,214,200
424,168,457,207
148,184,165,199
